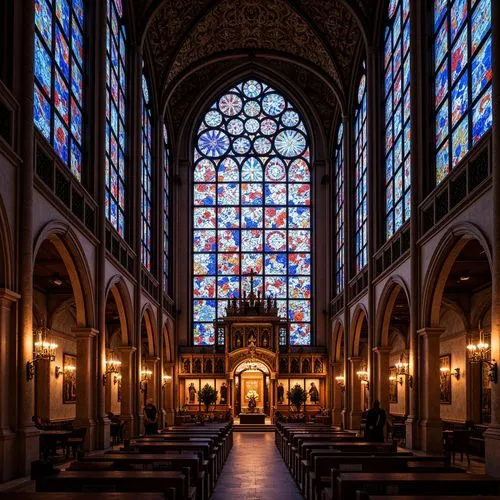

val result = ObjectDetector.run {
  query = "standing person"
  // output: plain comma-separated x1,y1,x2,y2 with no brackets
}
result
144,398,158,435
365,400,386,442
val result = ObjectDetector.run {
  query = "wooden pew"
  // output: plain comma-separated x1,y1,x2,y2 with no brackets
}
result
80,453,206,500
124,442,216,490
307,455,456,500
368,497,500,500
36,470,192,500
325,473,500,500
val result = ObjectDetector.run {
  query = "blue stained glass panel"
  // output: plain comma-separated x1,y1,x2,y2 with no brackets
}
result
34,86,51,139
471,36,492,99
53,115,68,163
472,86,492,143
471,0,491,53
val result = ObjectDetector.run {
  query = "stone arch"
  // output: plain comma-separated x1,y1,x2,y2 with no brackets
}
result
0,193,14,290
140,305,157,356
375,276,411,347
163,316,174,363
105,276,134,346
48,297,77,331
421,223,492,327
33,221,95,328
350,304,368,357
332,320,344,363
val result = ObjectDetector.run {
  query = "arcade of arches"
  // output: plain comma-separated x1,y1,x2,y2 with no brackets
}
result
1,0,500,487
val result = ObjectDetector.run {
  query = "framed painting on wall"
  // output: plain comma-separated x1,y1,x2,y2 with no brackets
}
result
63,353,76,404
389,366,398,404
440,354,451,404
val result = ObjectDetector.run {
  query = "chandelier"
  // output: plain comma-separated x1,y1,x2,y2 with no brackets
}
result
394,352,413,388
356,361,370,390
467,326,497,383
27,326,58,380
103,353,121,385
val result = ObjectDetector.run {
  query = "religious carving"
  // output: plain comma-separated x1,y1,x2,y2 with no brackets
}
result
188,382,197,403
279,358,288,374
193,358,202,374
204,359,213,373
308,381,319,403
277,382,285,403
291,358,300,374
220,382,228,404
182,358,191,374
314,359,323,373
215,358,224,374
302,359,311,373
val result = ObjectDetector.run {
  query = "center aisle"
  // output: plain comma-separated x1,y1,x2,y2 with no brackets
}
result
211,432,303,500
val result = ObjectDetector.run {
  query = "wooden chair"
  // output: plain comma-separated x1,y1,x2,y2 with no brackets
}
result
445,429,471,468
65,428,87,458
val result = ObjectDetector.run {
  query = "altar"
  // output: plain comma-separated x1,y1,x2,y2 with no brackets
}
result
239,413,266,424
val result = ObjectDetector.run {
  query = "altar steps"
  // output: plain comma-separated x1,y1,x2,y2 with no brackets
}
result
233,424,276,432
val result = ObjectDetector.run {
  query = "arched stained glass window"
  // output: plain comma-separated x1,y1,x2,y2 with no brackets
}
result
434,0,492,184
141,72,153,271
354,72,368,273
192,79,312,346
163,125,171,293
334,123,344,295
34,0,85,180
384,0,411,239
105,0,127,237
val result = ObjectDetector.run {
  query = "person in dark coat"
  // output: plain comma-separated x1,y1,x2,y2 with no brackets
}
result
144,398,158,435
365,400,386,442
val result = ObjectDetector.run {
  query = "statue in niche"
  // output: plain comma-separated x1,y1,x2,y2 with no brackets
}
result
262,331,269,348
277,382,285,403
215,358,224,374
291,359,300,374
302,359,311,373
247,330,257,345
188,383,197,404
220,382,228,404
183,359,191,374
193,358,202,374
204,359,213,373
309,382,319,404
279,358,288,374
314,359,322,373
235,332,242,348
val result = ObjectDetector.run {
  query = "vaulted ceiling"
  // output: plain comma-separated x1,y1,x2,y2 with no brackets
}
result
138,0,377,144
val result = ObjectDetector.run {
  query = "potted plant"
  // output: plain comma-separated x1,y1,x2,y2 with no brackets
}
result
287,384,307,413
197,383,218,413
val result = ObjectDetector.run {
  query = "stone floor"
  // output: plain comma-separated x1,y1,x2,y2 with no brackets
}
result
211,432,303,500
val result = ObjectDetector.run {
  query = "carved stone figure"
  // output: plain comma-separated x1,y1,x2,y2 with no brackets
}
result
220,382,228,404
188,382,197,404
277,382,285,403
309,382,319,403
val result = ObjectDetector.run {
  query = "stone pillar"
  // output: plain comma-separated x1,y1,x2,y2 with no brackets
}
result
485,0,500,477
417,328,444,453
0,290,20,481
16,0,39,477
117,346,136,439
348,357,363,429
332,362,344,426
73,328,98,451
373,346,392,413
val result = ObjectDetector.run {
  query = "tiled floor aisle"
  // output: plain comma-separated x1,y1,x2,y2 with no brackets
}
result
211,432,303,500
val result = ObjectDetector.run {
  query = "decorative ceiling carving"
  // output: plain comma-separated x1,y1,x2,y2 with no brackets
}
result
165,0,340,88
293,0,361,86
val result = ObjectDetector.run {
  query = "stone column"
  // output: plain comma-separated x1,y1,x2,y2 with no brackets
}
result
373,347,392,413
0,290,20,481
348,357,363,429
117,346,136,439
485,0,500,477
332,362,344,426
73,328,98,451
16,0,39,477
417,328,444,453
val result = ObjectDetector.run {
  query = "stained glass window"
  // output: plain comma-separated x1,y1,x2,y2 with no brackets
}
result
140,72,153,271
105,0,127,237
334,123,344,295
384,0,411,239
192,79,312,346
163,124,171,293
434,0,492,184
34,0,85,180
354,72,368,273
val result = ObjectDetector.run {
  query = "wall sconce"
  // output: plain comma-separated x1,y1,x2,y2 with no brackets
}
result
27,326,58,380
103,355,121,385
140,367,153,392
453,368,461,380
395,353,413,388
356,363,369,390
467,327,498,383
162,374,172,388
335,375,345,392
114,374,122,385
389,374,403,386
55,364,75,379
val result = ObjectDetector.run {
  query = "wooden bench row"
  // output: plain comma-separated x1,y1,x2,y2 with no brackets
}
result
33,421,233,500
